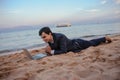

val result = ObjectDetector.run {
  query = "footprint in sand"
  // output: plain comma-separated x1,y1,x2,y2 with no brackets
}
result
41,61,47,65
14,77,28,80
36,69,45,73
76,70,99,78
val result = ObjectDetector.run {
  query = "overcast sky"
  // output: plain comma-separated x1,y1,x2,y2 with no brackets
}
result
0,0,120,28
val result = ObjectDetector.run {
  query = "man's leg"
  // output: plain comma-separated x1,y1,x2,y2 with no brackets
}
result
90,36,112,46
74,36,112,51
76,39,92,50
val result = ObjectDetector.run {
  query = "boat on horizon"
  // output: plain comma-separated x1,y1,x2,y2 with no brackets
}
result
56,23,71,27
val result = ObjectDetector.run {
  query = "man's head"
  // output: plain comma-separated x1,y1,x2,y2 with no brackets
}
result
39,27,53,43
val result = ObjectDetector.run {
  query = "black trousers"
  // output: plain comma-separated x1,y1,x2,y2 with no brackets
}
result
72,37,106,52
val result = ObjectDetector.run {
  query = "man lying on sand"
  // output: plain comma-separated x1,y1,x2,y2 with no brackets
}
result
39,27,112,55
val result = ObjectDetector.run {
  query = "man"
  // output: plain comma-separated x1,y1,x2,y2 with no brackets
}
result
39,27,112,55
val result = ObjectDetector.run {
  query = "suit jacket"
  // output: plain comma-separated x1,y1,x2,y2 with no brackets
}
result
48,33,82,55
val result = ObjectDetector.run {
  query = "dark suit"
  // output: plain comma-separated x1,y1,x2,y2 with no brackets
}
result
48,33,106,55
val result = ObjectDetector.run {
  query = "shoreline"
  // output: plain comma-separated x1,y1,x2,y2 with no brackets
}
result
0,33,120,56
0,46,46,56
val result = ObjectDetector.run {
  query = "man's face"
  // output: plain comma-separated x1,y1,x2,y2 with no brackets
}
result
41,32,52,43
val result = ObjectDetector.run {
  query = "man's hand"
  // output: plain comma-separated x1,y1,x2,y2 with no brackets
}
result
45,46,52,56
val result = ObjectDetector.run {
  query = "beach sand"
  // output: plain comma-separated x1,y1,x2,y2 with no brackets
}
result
0,35,120,80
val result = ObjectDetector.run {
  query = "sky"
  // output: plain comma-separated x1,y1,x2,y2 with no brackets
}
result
0,0,120,29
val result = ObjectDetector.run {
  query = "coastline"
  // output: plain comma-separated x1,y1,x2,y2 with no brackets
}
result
0,46,46,56
0,34,120,80
0,33,120,56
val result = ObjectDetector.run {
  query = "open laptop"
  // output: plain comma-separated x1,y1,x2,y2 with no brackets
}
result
23,49,47,60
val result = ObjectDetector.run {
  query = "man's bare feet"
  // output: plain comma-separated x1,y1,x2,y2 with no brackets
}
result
105,36,112,43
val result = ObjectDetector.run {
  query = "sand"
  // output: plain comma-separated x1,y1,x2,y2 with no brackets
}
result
0,35,120,80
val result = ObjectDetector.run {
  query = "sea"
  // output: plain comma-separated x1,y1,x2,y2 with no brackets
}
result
0,23,120,54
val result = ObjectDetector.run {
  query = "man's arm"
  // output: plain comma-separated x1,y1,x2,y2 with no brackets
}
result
45,37,68,55
45,45,52,56
53,36,68,55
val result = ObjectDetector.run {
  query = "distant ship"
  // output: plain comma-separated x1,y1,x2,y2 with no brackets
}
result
56,23,71,27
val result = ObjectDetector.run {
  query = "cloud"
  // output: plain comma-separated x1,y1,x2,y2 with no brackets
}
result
78,9,100,13
7,10,23,14
0,10,23,15
61,8,120,25
115,10,120,15
101,0,107,4
101,0,120,5
76,8,83,11
86,9,100,13
115,0,120,4
9,10,21,14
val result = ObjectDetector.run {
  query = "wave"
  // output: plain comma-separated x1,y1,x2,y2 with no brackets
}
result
80,33,120,38
0,43,47,54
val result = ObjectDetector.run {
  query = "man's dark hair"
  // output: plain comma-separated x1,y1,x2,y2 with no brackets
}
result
39,27,52,36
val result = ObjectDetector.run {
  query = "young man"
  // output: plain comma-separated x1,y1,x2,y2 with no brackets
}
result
39,27,112,55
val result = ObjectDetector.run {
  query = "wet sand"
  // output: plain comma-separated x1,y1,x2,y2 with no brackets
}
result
0,35,120,80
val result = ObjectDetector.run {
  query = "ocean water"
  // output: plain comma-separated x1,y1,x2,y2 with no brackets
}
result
0,23,120,53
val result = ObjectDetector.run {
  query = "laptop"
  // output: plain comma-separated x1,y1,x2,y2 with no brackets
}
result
23,48,47,60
